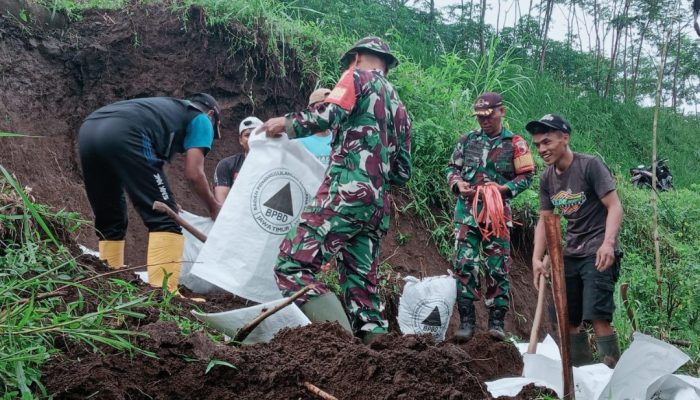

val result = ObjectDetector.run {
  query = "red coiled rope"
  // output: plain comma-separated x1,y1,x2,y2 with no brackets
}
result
471,185,509,240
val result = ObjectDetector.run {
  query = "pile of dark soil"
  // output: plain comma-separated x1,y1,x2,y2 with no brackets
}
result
45,321,555,399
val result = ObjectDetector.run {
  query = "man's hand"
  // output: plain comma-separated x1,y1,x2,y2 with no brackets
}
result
260,117,287,138
209,201,222,221
532,257,550,288
595,242,616,271
484,181,510,196
456,181,476,198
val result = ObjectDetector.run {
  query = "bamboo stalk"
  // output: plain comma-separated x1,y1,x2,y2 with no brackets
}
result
543,214,574,400
652,30,672,314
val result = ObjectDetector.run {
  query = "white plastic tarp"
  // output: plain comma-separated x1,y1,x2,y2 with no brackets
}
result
191,299,311,345
486,332,700,400
397,275,456,342
190,132,326,303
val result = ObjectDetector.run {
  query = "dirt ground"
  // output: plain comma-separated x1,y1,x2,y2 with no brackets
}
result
1,2,558,398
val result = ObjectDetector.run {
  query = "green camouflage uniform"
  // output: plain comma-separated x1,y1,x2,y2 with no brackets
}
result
446,128,534,309
275,38,411,333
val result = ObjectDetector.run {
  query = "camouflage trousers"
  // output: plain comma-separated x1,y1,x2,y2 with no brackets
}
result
452,223,511,309
274,207,387,334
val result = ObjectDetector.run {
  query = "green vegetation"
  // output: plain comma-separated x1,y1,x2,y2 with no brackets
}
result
5,0,700,394
0,172,153,398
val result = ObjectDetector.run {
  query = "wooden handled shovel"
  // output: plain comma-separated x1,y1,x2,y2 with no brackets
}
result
152,201,208,243
528,255,550,354
544,214,574,400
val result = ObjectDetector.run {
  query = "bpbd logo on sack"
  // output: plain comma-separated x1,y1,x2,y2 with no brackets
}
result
250,168,310,235
410,298,451,338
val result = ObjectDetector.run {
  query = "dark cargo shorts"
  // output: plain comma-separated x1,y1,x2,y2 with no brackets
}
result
564,253,621,325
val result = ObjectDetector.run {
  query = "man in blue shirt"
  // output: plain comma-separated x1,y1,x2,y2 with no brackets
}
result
296,88,333,166
78,94,222,292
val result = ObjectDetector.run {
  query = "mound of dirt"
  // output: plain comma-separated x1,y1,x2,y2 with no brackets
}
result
45,321,552,400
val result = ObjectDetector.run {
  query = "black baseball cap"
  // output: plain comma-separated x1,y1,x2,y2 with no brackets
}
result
525,114,572,134
187,93,221,139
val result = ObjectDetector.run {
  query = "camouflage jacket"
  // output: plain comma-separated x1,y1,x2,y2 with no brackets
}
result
445,128,534,227
285,67,412,231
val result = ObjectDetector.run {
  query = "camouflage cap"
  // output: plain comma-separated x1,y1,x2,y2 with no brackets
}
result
340,36,399,70
308,88,331,106
472,92,503,116
187,93,221,138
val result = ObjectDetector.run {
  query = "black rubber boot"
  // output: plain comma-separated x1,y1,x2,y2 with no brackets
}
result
454,299,476,342
488,307,507,340
569,332,594,367
597,333,621,368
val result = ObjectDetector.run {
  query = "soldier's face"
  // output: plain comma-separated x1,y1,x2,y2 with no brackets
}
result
532,131,569,165
476,107,504,135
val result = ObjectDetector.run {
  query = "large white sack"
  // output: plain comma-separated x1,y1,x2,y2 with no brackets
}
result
190,132,326,303
398,275,456,342
191,299,310,345
178,211,220,293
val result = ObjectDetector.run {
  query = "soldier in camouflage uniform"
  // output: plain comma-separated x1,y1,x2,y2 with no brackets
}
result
445,92,535,341
261,36,412,343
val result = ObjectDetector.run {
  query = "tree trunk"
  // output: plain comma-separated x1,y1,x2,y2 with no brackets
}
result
538,0,554,73
623,24,629,101
593,0,601,94
604,0,631,98
671,23,682,112
479,0,487,56
496,0,501,36
653,30,672,315
631,20,649,99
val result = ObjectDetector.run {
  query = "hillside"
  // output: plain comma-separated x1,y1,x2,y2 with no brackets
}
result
0,0,698,397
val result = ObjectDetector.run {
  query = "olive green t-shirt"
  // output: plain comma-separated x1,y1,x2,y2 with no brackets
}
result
539,153,617,257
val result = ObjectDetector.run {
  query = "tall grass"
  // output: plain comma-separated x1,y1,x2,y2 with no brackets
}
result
0,171,153,398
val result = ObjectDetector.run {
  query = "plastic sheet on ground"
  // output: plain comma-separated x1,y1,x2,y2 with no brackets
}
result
486,332,700,400
190,132,325,303
191,299,311,345
398,275,456,342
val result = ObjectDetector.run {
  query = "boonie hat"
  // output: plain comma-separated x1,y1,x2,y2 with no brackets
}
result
187,93,221,138
525,114,572,134
308,88,332,106
340,36,399,70
238,116,263,134
472,92,503,116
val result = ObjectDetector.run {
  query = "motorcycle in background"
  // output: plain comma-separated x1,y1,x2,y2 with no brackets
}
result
629,159,673,191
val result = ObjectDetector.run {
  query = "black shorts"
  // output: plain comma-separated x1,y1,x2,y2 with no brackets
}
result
564,254,621,325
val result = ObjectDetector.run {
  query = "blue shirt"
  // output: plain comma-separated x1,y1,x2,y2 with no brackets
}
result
297,133,332,165
184,113,214,154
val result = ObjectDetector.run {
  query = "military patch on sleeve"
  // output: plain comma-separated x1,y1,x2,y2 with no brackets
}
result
326,68,356,111
513,135,535,174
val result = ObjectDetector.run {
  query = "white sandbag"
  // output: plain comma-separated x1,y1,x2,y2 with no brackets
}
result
190,132,326,303
191,299,310,345
398,275,456,342
178,211,221,293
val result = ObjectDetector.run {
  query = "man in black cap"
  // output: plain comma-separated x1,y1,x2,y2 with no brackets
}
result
78,94,223,293
446,92,535,341
526,113,624,368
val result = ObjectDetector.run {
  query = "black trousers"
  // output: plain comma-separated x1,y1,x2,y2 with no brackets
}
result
78,118,180,240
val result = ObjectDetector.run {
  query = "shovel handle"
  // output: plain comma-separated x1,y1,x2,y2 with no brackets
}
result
528,255,549,354
152,201,208,243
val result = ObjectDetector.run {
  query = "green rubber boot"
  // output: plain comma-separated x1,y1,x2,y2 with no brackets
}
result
597,333,621,368
570,332,594,367
300,292,352,333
